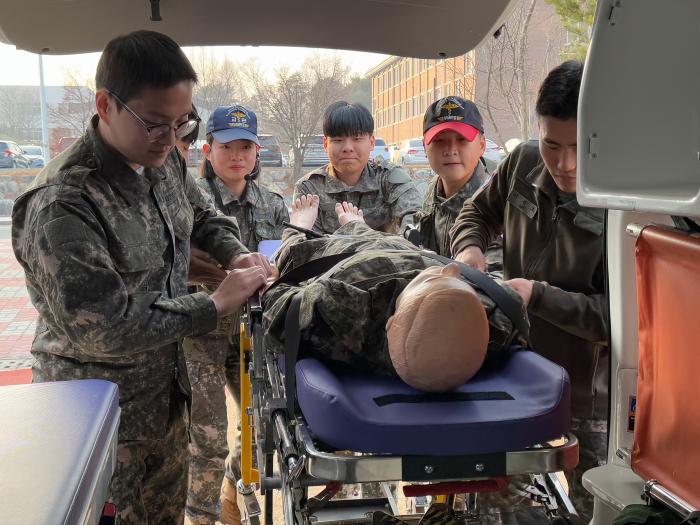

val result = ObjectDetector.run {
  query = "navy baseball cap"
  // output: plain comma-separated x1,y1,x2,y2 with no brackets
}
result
206,105,260,146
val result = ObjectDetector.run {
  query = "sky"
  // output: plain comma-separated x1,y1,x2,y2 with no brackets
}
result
0,43,388,86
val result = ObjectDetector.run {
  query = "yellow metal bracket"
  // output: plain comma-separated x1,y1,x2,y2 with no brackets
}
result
239,318,260,485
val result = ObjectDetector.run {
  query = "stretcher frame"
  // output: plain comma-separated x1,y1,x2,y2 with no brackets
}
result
236,295,581,525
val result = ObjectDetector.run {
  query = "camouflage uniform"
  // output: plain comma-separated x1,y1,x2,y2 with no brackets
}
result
293,159,421,234
12,117,248,525
414,163,503,273
567,418,608,523
263,221,527,375
184,175,288,523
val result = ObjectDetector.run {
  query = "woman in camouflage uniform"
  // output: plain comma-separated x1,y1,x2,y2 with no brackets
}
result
183,105,288,525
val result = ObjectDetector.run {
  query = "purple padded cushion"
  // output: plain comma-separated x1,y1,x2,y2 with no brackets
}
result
295,350,570,455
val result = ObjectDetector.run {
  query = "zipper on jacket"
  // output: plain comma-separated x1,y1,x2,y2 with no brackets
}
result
525,204,561,277
591,346,600,396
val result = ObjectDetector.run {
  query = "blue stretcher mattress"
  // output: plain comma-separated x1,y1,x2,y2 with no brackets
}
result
295,350,570,456
0,379,120,524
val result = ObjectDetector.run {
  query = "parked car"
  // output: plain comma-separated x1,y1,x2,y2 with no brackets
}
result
0,140,31,169
302,135,329,166
20,145,46,168
258,134,283,167
393,138,428,165
369,137,391,163
482,138,506,173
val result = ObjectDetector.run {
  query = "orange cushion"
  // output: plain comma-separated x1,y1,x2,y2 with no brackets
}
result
633,226,700,507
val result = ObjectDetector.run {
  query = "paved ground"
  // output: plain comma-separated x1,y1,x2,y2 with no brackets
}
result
0,223,36,375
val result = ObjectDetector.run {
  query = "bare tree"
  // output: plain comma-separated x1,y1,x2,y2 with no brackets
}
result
246,53,351,178
48,69,95,136
0,86,41,142
439,53,478,101
475,0,542,144
189,48,246,118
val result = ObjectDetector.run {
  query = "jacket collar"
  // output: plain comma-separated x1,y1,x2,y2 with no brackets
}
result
313,163,379,194
523,155,605,233
214,177,260,208
432,162,488,209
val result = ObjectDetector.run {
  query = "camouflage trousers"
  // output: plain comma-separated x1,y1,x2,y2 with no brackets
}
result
109,389,189,525
475,419,608,523
183,315,242,524
566,418,608,523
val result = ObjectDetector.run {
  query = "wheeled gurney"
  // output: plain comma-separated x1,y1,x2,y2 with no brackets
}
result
235,240,581,525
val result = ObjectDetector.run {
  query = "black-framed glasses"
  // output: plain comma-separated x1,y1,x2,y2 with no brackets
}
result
107,90,200,143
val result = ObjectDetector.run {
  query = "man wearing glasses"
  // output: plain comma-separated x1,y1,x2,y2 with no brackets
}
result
12,31,273,524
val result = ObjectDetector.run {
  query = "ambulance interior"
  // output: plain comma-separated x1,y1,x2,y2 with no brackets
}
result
0,0,698,523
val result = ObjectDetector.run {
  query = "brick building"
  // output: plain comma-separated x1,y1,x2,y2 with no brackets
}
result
366,0,568,147
366,53,476,146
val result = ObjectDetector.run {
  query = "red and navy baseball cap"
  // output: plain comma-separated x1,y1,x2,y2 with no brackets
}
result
423,96,484,145
206,105,260,146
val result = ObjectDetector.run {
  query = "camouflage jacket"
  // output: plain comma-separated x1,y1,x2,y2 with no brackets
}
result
12,117,248,440
293,160,421,234
196,175,289,252
185,175,290,362
414,163,489,257
262,222,526,376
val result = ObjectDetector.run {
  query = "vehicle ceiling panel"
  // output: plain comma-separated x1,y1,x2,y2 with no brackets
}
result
0,0,516,58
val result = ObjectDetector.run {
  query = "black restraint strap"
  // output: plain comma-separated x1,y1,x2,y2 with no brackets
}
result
270,252,355,291
373,391,514,407
284,293,304,416
206,176,227,213
272,249,528,343
419,252,530,344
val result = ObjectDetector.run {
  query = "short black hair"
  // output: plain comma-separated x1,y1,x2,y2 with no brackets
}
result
323,101,374,137
96,30,198,103
535,60,583,120
180,105,200,146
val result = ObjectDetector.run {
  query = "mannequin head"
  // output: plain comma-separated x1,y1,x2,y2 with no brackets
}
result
386,263,489,392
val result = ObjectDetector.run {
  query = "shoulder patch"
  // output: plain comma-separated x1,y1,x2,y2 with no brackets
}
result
386,166,411,184
261,187,286,202
298,166,327,182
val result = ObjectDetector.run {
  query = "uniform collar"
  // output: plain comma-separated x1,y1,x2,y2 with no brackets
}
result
523,155,605,229
316,163,380,194
524,157,559,202
86,115,161,204
434,162,487,208
213,177,259,207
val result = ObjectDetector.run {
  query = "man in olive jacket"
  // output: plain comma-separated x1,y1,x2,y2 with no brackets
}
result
450,61,608,521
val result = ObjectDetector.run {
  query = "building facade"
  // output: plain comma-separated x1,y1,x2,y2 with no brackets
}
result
367,53,476,147
366,0,568,148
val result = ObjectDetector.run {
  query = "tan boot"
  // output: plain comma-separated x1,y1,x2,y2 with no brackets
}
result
220,477,242,525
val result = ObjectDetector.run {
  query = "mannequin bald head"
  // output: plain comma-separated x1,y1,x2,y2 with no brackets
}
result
386,264,489,392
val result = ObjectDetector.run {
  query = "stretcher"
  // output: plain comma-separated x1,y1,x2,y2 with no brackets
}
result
236,240,581,525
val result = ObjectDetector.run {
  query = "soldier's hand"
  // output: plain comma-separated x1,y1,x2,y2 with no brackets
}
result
189,247,227,287
210,267,268,316
454,245,486,272
228,252,274,279
504,278,534,306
